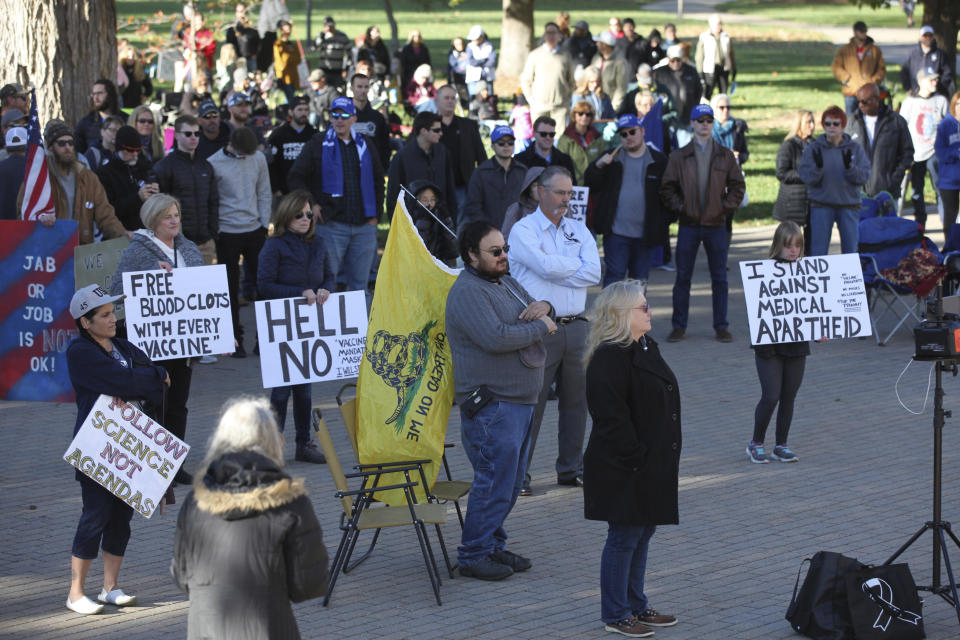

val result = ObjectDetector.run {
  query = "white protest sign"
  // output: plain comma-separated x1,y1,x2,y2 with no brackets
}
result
255,290,368,388
740,254,872,345
122,265,234,360
63,395,189,519
566,186,589,224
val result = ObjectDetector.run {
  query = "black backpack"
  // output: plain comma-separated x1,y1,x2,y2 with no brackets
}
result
786,551,866,639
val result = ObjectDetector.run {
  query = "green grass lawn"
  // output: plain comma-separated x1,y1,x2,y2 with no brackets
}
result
716,0,909,29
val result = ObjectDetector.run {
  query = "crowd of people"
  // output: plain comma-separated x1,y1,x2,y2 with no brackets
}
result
4,4,960,637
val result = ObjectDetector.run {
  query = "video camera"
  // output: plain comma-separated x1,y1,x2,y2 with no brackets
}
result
914,285,960,361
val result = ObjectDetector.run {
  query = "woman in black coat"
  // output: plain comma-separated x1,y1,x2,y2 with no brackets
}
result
583,279,681,638
257,190,335,464
773,110,816,252
171,397,329,640
404,179,458,265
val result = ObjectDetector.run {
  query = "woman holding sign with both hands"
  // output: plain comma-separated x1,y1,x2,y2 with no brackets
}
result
111,193,204,485
65,284,170,615
257,190,335,464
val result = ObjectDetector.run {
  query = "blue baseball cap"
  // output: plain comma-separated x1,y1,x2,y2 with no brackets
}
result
490,125,515,143
331,96,356,115
690,104,714,121
227,91,251,107
617,114,641,131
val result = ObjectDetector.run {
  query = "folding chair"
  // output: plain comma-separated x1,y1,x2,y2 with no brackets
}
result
858,216,941,345
311,408,453,606
860,191,896,221
336,383,470,528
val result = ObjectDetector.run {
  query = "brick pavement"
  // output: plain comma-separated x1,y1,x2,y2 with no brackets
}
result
2,223,960,639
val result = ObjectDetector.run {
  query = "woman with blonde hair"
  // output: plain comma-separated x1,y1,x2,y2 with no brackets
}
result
571,67,614,119
583,279,680,638
127,106,164,165
773,110,816,250
172,396,329,639
118,43,153,108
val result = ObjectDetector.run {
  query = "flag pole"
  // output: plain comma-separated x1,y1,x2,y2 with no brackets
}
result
398,184,458,240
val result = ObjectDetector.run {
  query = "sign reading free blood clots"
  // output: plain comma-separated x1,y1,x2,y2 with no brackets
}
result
64,394,190,518
122,264,234,361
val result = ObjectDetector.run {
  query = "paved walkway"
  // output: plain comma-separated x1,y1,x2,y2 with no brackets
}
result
2,221,960,639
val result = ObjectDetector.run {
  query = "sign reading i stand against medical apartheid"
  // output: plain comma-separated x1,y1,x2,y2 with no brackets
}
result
255,290,368,388
74,236,130,319
0,220,79,402
740,254,872,345
566,186,589,224
122,264,234,360
63,394,190,519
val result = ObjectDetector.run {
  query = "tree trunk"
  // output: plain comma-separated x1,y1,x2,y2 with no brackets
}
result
0,0,117,126
384,0,400,55
497,0,535,92
924,0,960,86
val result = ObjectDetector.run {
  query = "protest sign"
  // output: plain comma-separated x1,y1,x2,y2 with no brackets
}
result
740,254,871,345
122,264,233,360
0,220,79,401
74,236,130,320
63,394,189,519
566,186,589,224
255,290,368,388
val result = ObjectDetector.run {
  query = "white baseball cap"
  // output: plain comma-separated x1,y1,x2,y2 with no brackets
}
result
4,126,27,149
70,284,124,319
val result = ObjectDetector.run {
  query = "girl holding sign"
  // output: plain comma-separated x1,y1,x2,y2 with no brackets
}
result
257,190,335,464
65,284,170,615
746,222,814,464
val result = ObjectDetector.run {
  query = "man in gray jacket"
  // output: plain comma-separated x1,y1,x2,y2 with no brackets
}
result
845,83,913,201
445,220,556,581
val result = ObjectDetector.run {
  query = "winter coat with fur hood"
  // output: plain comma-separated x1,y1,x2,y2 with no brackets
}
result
172,451,328,640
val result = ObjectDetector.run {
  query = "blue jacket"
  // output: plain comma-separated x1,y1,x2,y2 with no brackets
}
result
257,231,336,300
935,115,960,190
798,133,871,208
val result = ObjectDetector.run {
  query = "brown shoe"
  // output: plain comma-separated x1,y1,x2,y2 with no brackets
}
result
666,328,685,342
715,328,733,342
604,616,654,637
636,608,677,627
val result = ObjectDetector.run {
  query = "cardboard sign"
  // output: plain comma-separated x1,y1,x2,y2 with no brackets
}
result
63,395,189,519
255,290,368,388
74,236,130,320
0,220,79,401
122,264,234,360
566,186,589,224
740,254,872,345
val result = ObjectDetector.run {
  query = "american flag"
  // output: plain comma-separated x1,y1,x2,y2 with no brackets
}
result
20,89,55,220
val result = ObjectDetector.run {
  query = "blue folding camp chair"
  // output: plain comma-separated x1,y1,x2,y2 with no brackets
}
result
860,191,896,221
858,216,941,345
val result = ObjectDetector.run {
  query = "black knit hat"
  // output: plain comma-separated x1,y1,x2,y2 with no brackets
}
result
115,125,142,151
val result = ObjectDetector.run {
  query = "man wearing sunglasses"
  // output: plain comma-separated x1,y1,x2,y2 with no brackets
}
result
386,111,457,221
845,82,912,204
514,116,576,182
461,125,528,229
660,103,744,343
195,99,230,160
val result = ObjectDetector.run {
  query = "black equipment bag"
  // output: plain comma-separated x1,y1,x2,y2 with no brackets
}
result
786,551,866,639
845,564,925,640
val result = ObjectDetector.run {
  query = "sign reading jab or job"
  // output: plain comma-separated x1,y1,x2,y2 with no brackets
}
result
0,220,79,402
122,264,233,360
74,236,130,320
565,186,589,224
255,290,368,388
64,394,189,519
740,254,872,345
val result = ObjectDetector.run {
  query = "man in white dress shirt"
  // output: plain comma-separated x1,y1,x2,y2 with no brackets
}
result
508,165,601,495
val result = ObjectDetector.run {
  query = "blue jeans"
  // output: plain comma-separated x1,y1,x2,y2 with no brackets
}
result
809,206,859,255
72,476,134,559
671,225,728,330
270,383,313,447
320,220,377,293
458,400,534,566
601,523,657,623
844,95,859,116
603,233,654,287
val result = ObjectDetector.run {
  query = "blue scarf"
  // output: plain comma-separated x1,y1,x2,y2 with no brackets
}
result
712,118,736,151
321,127,377,219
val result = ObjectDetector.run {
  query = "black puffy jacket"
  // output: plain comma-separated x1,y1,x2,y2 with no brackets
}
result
152,149,219,244
845,105,914,198
773,136,811,224
97,154,153,230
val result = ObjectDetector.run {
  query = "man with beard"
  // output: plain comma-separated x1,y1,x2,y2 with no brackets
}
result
97,126,159,230
445,220,556,580
195,99,231,160
74,79,126,153
18,122,127,244
267,96,317,196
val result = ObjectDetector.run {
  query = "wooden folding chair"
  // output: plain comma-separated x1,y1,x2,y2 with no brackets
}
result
336,383,471,528
312,408,452,606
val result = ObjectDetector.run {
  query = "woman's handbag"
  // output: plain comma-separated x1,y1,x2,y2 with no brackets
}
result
844,564,924,640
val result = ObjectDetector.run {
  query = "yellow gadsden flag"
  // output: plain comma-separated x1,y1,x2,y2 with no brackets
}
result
357,198,458,506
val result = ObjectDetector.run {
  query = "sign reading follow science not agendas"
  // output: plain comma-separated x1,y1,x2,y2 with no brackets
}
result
740,254,872,345
122,265,234,361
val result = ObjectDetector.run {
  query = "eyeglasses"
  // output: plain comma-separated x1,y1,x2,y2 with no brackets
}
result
823,120,843,127
575,112,594,118
429,127,443,134
858,98,874,104
137,118,155,125
178,130,200,137
199,113,219,119
537,131,556,138
482,244,509,257
54,139,74,147
294,212,314,220
619,128,639,138
494,139,514,147
330,112,352,120
694,117,715,124
634,303,650,313
715,105,730,110
90,91,107,98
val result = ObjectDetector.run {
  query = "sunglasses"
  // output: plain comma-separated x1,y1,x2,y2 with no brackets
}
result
200,113,219,119
695,118,715,124
178,130,200,137
494,139,514,147
482,244,509,257
823,120,843,127
537,131,556,138
330,112,352,120
575,112,594,118
858,98,874,104
54,139,74,147
294,212,314,220
429,127,443,134
137,119,154,124
619,128,639,138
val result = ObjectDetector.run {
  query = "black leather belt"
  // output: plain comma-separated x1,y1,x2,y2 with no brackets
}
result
556,315,587,325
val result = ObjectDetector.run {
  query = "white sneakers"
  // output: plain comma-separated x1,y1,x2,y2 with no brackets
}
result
66,588,137,614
